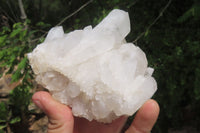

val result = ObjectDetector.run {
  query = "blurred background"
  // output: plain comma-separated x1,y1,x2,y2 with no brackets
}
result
0,0,200,132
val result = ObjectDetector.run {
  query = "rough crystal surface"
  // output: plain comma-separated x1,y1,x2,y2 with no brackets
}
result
28,9,157,123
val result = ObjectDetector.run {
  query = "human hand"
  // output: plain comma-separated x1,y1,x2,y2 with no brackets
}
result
32,91,159,133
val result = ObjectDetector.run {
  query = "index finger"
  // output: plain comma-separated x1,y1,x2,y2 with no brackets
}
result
125,99,160,133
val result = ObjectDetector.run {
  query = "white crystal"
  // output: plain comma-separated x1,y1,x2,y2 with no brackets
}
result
28,9,157,123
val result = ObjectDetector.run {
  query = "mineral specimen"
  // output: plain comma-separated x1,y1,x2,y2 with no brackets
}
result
28,9,157,123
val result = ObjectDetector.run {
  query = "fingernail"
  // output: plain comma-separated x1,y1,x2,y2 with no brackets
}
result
34,100,44,110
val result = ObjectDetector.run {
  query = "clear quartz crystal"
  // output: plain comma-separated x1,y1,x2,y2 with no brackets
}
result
28,9,157,123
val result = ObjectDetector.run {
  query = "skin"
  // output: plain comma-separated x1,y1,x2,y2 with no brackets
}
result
32,91,159,133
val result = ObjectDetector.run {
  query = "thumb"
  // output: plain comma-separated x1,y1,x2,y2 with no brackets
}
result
32,91,74,133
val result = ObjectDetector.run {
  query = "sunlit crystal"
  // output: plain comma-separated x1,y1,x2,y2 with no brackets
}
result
28,9,157,123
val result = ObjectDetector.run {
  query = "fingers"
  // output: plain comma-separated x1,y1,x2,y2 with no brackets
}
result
110,116,128,133
32,91,74,133
74,116,127,133
125,99,160,133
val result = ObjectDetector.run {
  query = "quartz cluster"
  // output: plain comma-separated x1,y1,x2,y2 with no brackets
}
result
28,9,157,123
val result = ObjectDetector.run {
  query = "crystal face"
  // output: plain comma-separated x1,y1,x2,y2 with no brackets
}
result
28,9,157,123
